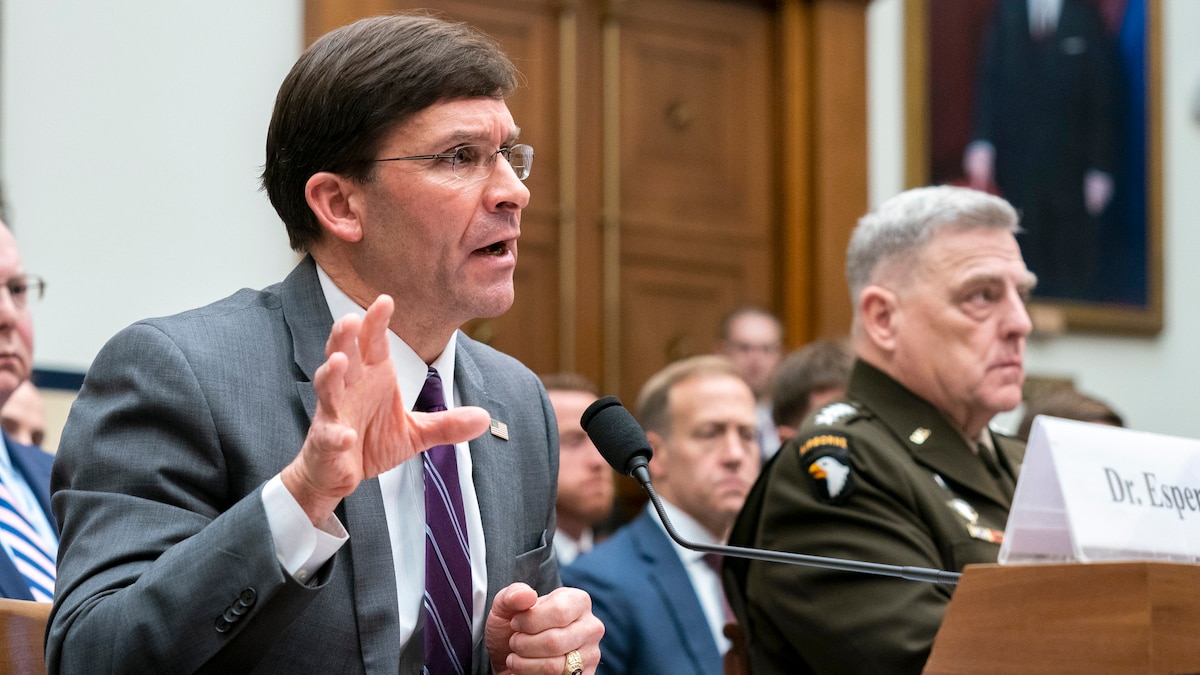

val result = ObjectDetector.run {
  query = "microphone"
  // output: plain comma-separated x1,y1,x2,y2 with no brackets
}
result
581,396,961,586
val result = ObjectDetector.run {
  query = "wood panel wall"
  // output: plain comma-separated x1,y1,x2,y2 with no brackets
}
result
304,0,869,402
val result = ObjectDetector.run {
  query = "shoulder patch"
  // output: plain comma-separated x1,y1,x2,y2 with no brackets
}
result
813,402,857,427
797,434,847,456
799,435,856,505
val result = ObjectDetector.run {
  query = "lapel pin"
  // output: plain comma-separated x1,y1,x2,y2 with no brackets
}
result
909,427,931,445
490,419,509,441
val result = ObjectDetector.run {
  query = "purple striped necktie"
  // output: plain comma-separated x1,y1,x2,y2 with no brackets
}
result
417,367,472,674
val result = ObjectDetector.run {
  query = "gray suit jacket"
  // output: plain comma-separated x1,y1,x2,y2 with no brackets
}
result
47,257,560,674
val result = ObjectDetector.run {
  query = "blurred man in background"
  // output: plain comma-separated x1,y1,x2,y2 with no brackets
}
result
2,380,46,448
564,355,760,674
541,373,614,565
768,338,853,444
716,307,783,459
0,222,55,602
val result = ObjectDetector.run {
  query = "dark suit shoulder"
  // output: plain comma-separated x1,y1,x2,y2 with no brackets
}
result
560,513,682,600
7,436,54,475
559,520,656,629
561,515,651,581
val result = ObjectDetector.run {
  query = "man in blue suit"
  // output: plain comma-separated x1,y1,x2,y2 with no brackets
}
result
562,356,761,674
0,220,56,602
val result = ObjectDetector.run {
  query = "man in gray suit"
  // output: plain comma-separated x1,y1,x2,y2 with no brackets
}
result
48,14,602,675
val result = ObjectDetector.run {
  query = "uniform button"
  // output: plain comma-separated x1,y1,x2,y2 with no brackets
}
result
214,617,231,634
239,588,257,605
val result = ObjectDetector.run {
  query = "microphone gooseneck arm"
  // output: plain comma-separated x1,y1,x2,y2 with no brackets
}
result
591,396,960,586
630,460,960,585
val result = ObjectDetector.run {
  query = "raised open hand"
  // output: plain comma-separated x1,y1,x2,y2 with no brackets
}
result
281,294,491,525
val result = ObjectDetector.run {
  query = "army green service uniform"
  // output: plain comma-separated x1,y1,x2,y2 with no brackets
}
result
725,360,1024,675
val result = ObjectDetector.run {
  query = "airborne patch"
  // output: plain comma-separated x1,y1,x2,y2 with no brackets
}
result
798,434,848,456
799,435,855,505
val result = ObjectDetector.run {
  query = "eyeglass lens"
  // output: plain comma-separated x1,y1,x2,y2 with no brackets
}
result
2,275,44,308
453,145,533,181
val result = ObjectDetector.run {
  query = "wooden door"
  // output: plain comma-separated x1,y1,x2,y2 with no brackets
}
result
304,0,781,406
605,0,776,404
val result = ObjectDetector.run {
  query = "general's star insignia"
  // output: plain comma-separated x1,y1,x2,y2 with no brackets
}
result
814,402,856,426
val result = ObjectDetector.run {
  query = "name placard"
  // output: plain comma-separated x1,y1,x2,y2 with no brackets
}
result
999,416,1200,564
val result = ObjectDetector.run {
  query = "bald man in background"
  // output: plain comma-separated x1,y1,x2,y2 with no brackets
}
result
715,307,784,459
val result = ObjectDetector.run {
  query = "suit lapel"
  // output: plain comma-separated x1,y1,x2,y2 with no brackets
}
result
0,432,49,600
630,512,720,672
0,555,33,600
342,479,401,674
280,257,401,674
454,336,513,606
281,256,335,384
6,432,53,525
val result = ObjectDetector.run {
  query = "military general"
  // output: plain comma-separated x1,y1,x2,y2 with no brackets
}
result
726,185,1035,674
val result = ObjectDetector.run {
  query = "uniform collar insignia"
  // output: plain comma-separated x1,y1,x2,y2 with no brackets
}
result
814,402,856,426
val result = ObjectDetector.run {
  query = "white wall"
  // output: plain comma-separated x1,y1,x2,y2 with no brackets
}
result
868,0,1200,438
1,1,304,373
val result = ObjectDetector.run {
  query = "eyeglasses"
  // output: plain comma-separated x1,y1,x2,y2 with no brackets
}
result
0,274,45,308
371,144,534,182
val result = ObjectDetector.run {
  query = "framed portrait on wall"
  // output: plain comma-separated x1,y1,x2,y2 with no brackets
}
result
905,0,1162,335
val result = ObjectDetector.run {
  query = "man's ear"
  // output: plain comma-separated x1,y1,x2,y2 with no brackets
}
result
860,285,900,352
305,171,364,243
646,430,667,480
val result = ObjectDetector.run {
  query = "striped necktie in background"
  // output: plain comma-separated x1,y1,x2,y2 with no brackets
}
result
417,367,473,674
0,481,55,602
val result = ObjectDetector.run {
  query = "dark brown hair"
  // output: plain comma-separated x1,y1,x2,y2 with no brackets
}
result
262,12,519,252
1017,387,1125,441
770,338,854,428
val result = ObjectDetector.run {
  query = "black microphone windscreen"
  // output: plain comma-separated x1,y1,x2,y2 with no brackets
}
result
580,396,653,477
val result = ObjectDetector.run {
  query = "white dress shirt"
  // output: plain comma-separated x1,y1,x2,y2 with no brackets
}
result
261,264,488,649
651,501,732,655
757,401,781,460
553,527,594,566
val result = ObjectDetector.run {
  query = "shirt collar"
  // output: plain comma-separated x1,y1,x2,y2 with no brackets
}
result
0,433,12,473
652,500,722,564
315,264,458,410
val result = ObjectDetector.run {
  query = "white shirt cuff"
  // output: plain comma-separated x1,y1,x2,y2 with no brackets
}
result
262,474,348,583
